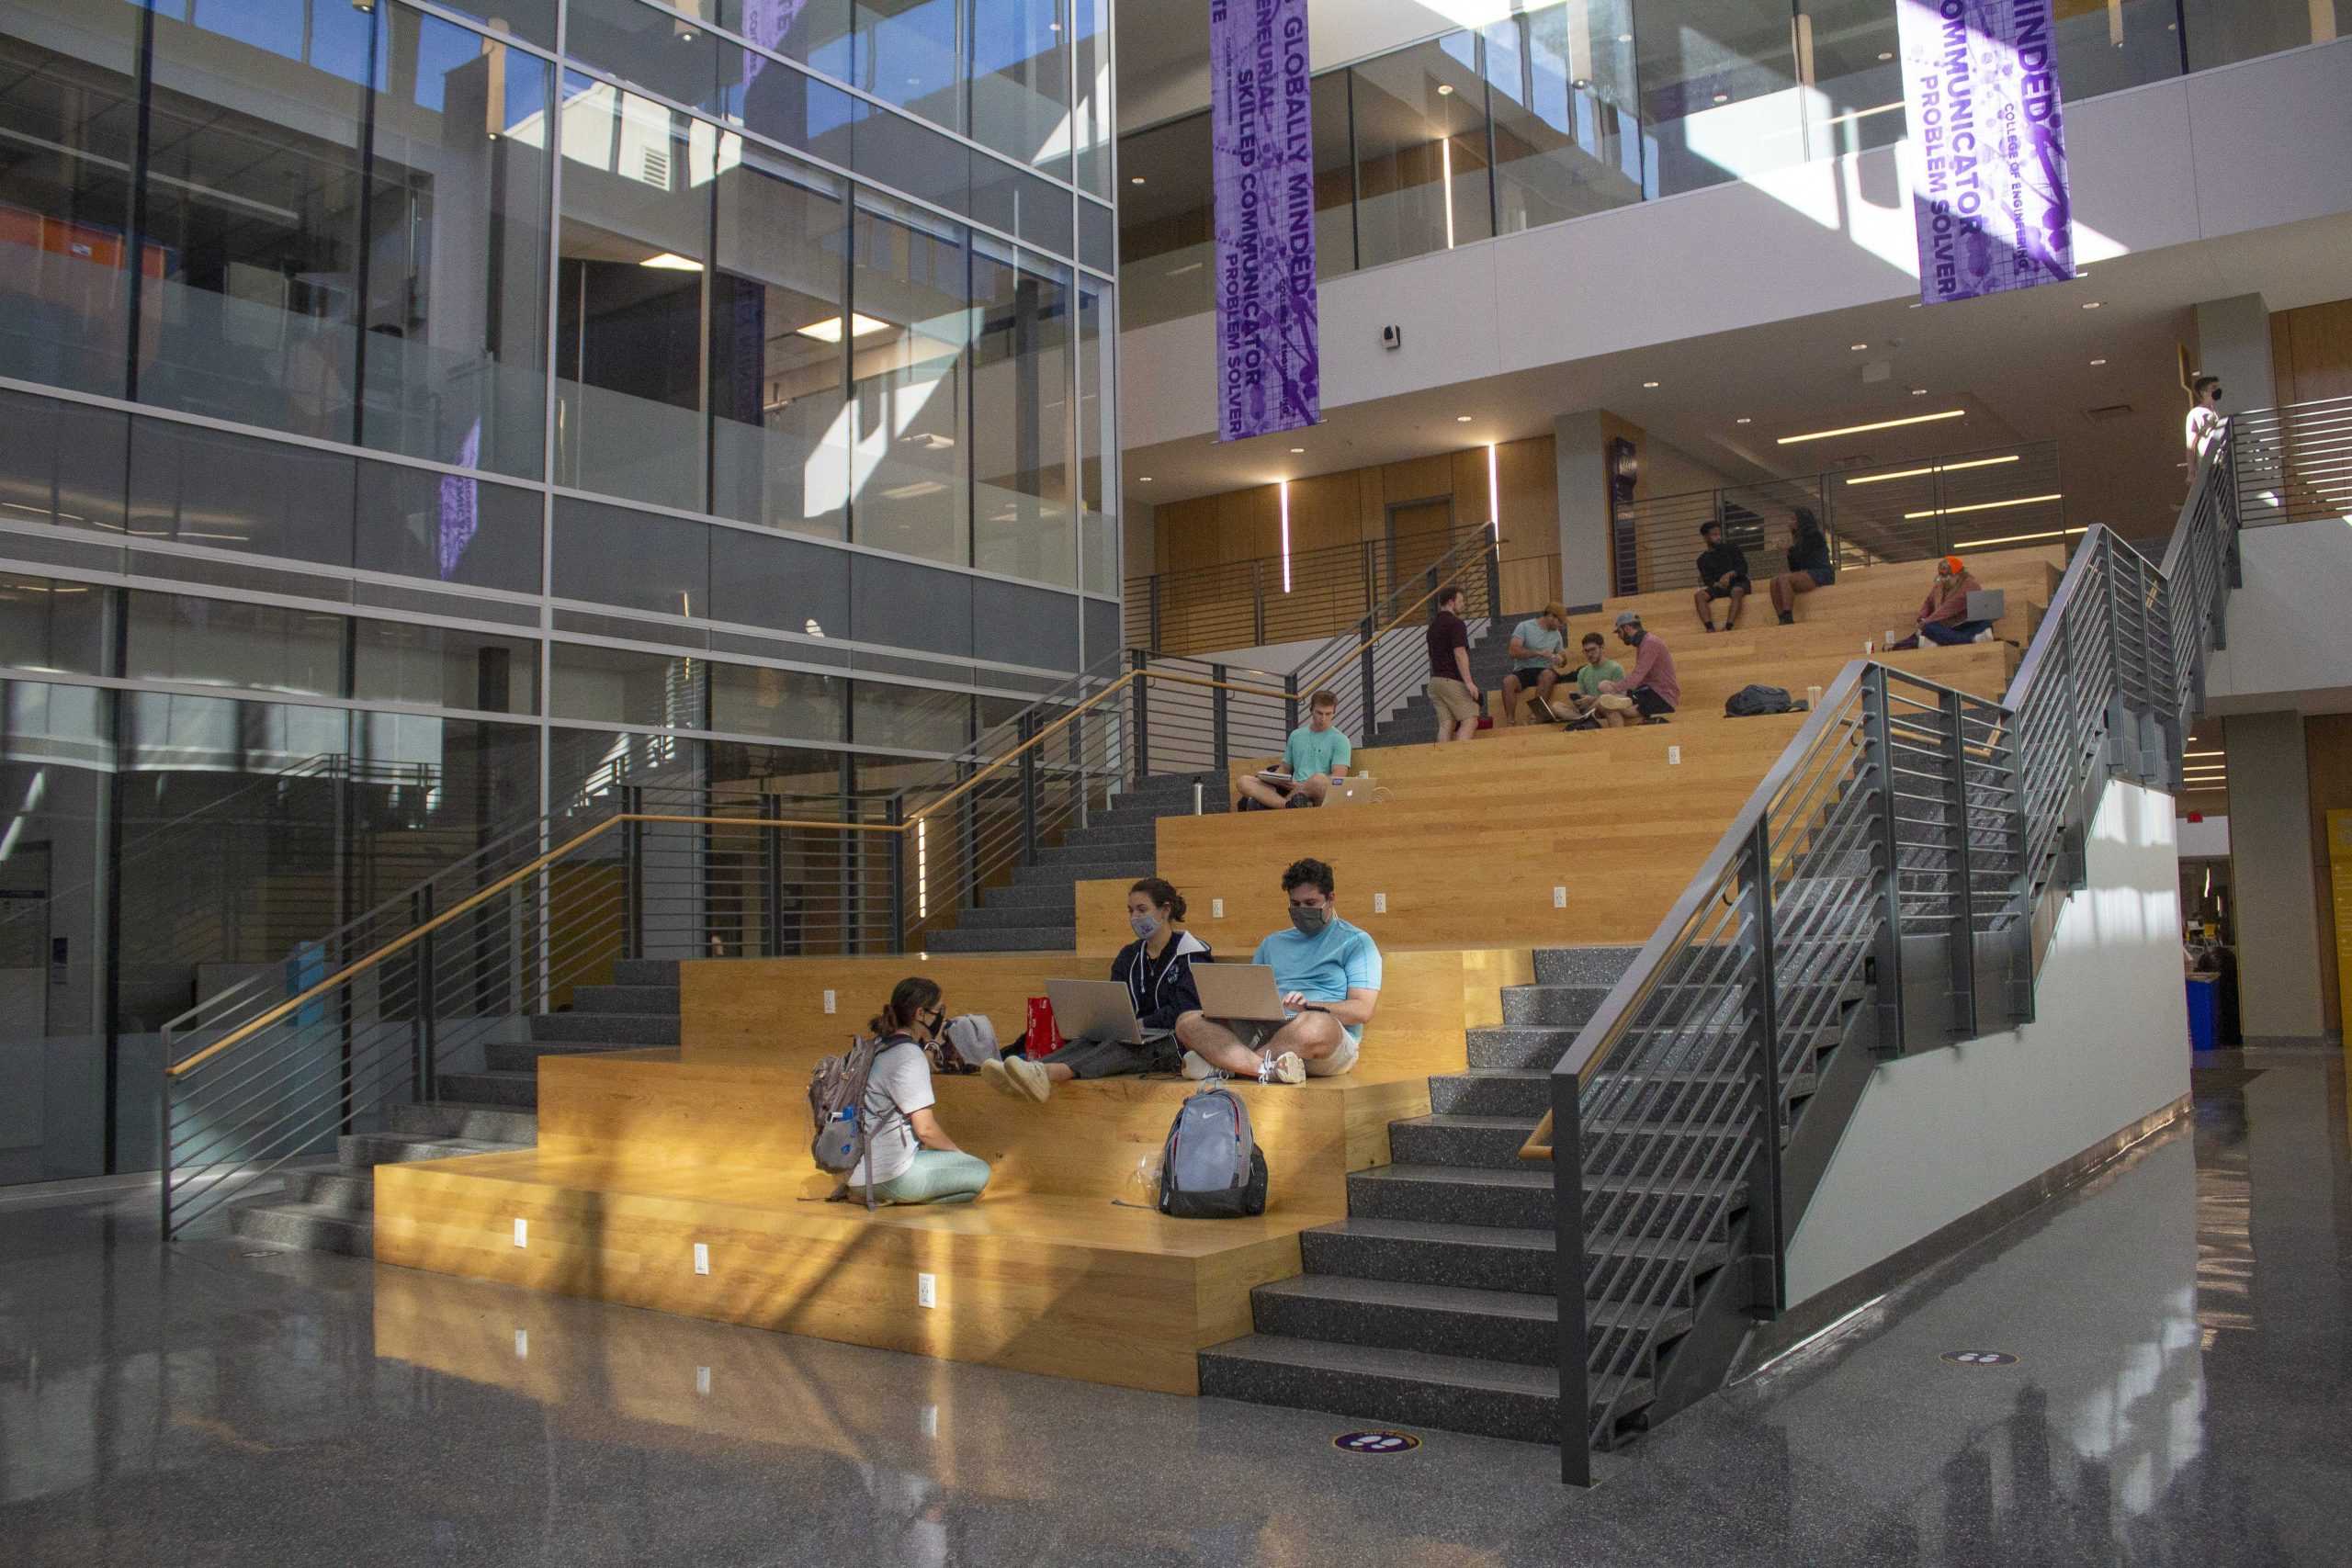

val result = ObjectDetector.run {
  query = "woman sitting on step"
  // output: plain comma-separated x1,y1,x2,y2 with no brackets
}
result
848,976,992,1205
984,877,1213,1103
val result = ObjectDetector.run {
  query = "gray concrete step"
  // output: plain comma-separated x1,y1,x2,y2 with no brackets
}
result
229,1197,374,1257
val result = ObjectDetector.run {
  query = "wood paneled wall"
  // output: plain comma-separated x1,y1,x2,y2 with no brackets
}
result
2306,713,2352,1034
1143,435,1564,652
2271,299,2352,407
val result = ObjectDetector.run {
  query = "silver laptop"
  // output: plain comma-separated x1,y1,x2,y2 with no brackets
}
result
1045,979,1146,1044
1191,963,1291,1022
1323,773,1379,807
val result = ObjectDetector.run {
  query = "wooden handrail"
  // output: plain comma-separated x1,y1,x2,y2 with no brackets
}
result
1518,1111,1554,1161
169,665,1315,1079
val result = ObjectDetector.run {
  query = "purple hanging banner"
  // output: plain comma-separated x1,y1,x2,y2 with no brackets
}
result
1209,0,1319,442
1896,0,2075,305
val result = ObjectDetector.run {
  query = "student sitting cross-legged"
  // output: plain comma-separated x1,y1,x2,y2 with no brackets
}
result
1173,857,1381,1087
845,976,991,1205
985,877,1212,1103
1235,690,1351,810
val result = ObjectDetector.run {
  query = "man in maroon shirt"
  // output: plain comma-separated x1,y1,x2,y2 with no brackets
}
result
1595,611,1679,727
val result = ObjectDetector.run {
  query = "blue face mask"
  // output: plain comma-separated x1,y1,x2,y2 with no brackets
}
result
1129,911,1159,941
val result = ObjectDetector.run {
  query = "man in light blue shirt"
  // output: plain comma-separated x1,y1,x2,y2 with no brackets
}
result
1176,857,1381,1084
1236,689,1352,810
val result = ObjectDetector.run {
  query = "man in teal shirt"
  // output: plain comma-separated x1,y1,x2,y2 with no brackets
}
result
1236,689,1351,809
1176,858,1382,1084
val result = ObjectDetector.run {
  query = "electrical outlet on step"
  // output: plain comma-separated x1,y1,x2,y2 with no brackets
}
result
822,988,836,1014
1212,897,1224,919
695,1366,711,1396
693,1242,710,1276
1373,892,1387,914
512,1217,527,1248
1668,745,1681,764
514,1329,528,1359
917,1272,937,1309
1553,886,1567,908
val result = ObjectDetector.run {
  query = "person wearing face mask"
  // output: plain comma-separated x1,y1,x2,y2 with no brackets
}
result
2185,374,2225,488
846,976,991,1205
984,878,1213,1102
1173,858,1381,1086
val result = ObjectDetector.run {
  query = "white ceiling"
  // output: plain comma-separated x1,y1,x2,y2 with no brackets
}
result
1119,209,2352,541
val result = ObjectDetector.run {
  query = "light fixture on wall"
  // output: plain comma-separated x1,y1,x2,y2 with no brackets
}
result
1487,443,1500,539
1279,479,1293,593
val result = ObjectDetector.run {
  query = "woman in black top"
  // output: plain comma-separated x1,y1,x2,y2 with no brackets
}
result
1770,508,1835,625
983,878,1211,1103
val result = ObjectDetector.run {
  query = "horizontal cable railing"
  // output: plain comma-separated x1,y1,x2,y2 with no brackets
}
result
1610,442,2065,597
1532,424,2238,1483
1126,523,1504,658
159,529,1508,1236
2230,394,2352,530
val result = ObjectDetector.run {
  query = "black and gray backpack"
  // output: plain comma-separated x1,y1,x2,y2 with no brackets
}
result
1724,683,1793,717
809,1033,887,1209
1158,1084,1269,1219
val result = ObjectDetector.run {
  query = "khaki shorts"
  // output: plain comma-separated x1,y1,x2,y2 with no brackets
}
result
1220,1019,1361,1077
1428,676,1479,725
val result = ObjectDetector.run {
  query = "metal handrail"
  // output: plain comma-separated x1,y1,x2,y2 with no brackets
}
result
1535,423,2240,1483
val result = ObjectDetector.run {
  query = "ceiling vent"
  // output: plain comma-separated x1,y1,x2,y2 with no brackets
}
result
2084,402,2134,423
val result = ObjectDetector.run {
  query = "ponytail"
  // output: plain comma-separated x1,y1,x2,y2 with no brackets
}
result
1130,876,1187,924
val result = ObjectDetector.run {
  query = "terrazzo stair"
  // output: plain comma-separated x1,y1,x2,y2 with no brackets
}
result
226,963,684,1258
923,771,1230,953
1364,613,1527,746
1203,939,1870,1457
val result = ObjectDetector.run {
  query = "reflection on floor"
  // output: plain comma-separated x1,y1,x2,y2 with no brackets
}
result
0,1048,2346,1566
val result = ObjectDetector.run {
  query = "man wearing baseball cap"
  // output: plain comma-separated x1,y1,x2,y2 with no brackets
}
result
1591,611,1679,727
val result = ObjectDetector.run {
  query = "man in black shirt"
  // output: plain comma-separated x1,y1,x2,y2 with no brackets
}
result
1423,584,1481,742
1692,520,1752,633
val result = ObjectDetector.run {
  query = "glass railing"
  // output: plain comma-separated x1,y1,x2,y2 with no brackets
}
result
1118,0,2345,332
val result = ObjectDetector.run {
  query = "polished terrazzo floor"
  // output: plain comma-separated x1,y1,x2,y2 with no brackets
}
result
2,1048,2346,1566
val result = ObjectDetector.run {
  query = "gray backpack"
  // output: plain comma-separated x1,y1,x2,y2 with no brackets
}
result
1158,1084,1269,1219
808,1034,887,1209
1724,683,1793,717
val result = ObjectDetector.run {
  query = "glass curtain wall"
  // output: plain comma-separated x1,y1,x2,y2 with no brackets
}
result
0,0,1118,1183
1117,0,2339,330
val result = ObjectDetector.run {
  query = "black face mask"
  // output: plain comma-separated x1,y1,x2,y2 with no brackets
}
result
2211,389,2224,403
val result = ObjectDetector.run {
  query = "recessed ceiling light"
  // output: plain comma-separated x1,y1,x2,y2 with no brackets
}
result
1437,84,1454,96
1138,476,1153,482
639,252,703,271
1778,409,1967,445
1617,33,1632,43
792,312,891,343
1907,301,1925,310
1911,387,1928,395
1849,342,1869,351
1455,414,1474,423
1877,51,1894,60
1643,380,1660,389
1736,417,1752,424
2082,299,2102,309
1130,175,1145,186
1289,446,1305,453
2090,357,2108,366
1713,92,1730,104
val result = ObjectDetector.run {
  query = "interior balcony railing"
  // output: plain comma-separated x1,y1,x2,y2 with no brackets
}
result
158,528,1506,1237
1521,419,2240,1483
2232,393,2352,531
1125,522,1498,658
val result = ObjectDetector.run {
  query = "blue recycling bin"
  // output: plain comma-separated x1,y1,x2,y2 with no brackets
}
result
2185,976,2219,1052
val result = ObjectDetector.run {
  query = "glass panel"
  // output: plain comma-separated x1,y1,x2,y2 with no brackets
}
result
353,457,543,593
853,679,971,752
707,524,852,636
562,0,729,111
710,141,853,541
2183,0,2345,71
970,0,1070,181
850,551,972,655
124,592,346,698
125,419,357,568
351,712,542,877
0,576,109,678
0,3,141,396
709,660,848,740
0,680,114,1180
1352,34,1492,269
550,725,702,810
730,0,859,74
0,390,130,536
2050,1,2188,99
357,5,555,480
1076,277,1115,597
1487,3,1642,231
849,195,971,565
550,643,709,728
854,0,963,126
1114,111,1212,329
550,496,711,618
1311,70,1356,278
414,0,560,52
970,150,1074,257
1072,0,1113,197
972,577,1076,668
137,0,374,441
352,620,540,714
972,240,1072,585
554,74,709,512
1634,1,1804,197
1078,197,1114,275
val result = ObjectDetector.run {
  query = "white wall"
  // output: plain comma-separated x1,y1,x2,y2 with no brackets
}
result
2176,813,2230,858
2202,519,2352,714
1785,780,2189,1306
1120,39,2352,451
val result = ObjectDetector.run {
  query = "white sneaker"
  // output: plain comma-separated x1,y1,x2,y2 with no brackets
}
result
1972,626,1996,643
1181,1050,1225,1081
1258,1051,1306,1086
981,1055,1052,1103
